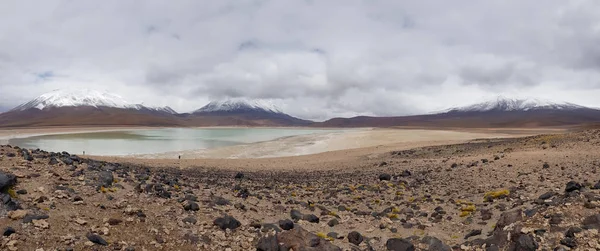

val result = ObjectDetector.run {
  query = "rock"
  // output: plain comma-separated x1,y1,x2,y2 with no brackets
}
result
16,189,27,194
97,171,114,187
565,226,582,238
278,219,294,230
256,235,280,251
347,231,363,245
538,191,555,200
22,214,49,223
400,170,411,177
184,202,199,211
327,232,340,240
182,216,197,224
328,218,339,227
464,229,482,239
277,226,342,251
87,233,108,246
108,218,122,225
234,172,244,179
290,209,303,221
515,234,538,251
0,172,17,191
213,196,230,206
74,218,87,225
49,157,59,165
542,163,550,169
8,210,27,220
593,182,600,190
582,214,600,229
386,238,415,251
565,181,582,192
379,173,391,181
560,237,577,248
32,219,49,229
421,236,451,251
301,214,319,223
2,227,15,236
213,215,241,230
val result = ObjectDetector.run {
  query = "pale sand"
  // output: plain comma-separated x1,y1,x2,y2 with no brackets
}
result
93,127,563,171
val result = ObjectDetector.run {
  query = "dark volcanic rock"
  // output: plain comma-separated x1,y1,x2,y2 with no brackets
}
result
379,173,391,181
560,237,577,248
256,235,280,251
97,171,114,187
565,226,582,238
464,229,482,239
582,214,600,229
22,214,49,223
386,238,415,251
301,214,319,223
421,236,451,251
278,219,294,230
183,216,197,224
87,233,108,246
213,215,241,230
565,181,582,193
538,191,555,200
0,172,16,191
290,209,303,221
347,231,364,245
327,218,339,227
2,227,15,237
515,234,538,251
184,202,200,211
234,172,244,179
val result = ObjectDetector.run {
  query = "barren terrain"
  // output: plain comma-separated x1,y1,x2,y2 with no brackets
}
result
2,128,600,251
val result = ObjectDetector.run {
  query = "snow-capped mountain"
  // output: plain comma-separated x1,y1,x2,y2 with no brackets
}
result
10,89,175,114
194,98,283,114
446,97,589,113
189,98,311,126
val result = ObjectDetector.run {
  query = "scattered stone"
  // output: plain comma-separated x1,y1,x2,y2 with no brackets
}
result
328,218,339,227
213,215,241,230
464,229,482,239
386,238,415,251
182,216,197,224
565,181,582,192
291,209,303,221
8,210,27,220
379,173,391,181
347,231,364,245
184,202,200,211
234,172,244,179
301,214,319,223
278,219,294,230
86,233,108,246
32,219,49,229
2,227,15,237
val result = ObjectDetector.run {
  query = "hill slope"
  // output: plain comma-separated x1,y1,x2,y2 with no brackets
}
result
315,97,600,128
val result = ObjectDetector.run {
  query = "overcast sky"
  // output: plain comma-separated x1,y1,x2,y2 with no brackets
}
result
1,0,600,120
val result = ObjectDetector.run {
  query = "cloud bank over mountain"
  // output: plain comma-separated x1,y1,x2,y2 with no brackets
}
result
1,0,600,120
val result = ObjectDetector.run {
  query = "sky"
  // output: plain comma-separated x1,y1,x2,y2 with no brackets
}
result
1,0,600,121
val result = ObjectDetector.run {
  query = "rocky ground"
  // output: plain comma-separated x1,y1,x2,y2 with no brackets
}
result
2,130,600,250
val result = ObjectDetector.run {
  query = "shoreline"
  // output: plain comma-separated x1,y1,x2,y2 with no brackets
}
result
0,126,565,160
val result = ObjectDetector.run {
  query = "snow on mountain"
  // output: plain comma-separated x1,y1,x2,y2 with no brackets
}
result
446,96,588,113
194,98,283,114
10,89,176,113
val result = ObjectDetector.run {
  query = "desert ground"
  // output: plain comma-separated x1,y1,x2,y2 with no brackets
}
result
2,127,600,251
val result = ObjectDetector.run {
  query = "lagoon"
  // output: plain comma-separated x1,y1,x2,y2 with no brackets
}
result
8,128,334,156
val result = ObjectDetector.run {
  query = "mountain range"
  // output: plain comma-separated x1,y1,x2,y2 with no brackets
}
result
1,90,600,128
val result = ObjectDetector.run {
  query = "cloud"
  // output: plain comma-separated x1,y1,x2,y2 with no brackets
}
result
1,0,600,119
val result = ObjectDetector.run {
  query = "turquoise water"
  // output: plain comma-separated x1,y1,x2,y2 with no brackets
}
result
9,128,333,156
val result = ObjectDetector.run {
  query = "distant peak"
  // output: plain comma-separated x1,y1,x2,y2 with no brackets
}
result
194,97,283,114
10,89,176,114
447,96,587,113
